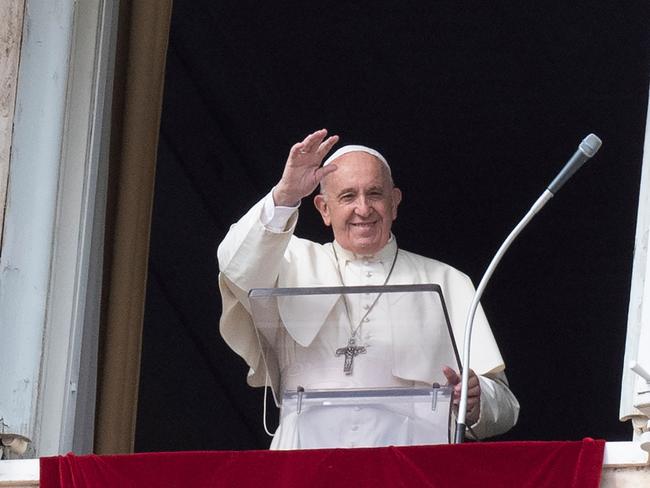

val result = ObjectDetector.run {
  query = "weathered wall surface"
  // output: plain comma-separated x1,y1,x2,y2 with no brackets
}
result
0,0,25,243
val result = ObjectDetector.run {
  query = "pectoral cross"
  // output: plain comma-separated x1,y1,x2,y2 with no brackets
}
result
336,337,367,375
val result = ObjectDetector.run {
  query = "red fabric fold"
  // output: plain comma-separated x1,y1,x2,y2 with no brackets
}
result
39,439,605,488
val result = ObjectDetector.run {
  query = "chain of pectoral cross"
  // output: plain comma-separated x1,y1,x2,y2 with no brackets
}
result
332,244,399,375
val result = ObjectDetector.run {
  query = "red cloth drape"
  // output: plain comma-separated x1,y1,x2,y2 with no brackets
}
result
40,439,605,488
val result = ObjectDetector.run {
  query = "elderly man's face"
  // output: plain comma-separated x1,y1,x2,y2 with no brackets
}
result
314,152,401,255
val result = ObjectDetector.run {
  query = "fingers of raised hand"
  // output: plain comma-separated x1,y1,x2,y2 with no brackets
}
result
313,163,338,182
298,129,329,154
289,141,309,159
289,130,339,173
317,134,339,157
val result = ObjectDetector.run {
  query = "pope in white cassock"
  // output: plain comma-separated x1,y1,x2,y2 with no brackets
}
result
217,129,520,449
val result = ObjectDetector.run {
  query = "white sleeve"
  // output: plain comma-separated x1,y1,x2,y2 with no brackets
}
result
261,189,300,233
467,370,520,439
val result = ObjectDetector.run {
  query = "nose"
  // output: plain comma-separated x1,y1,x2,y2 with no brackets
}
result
354,196,373,218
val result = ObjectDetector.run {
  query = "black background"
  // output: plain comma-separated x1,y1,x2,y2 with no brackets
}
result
136,1,650,451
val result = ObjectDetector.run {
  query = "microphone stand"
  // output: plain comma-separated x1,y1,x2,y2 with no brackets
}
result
455,190,553,443
454,134,602,443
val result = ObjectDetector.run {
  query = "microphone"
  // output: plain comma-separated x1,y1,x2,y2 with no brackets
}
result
455,134,602,443
548,134,602,194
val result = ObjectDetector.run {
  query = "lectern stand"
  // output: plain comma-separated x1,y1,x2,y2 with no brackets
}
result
281,385,453,447
249,284,461,447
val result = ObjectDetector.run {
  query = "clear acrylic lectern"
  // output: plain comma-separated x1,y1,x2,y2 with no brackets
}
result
248,284,461,447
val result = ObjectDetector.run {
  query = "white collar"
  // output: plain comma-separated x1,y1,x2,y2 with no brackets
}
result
332,235,397,264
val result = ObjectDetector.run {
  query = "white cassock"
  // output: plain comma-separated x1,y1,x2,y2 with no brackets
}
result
218,193,520,449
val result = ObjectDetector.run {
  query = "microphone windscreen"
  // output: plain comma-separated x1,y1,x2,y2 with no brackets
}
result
579,134,602,157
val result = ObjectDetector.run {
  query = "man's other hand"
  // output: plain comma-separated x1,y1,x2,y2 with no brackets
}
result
443,366,481,425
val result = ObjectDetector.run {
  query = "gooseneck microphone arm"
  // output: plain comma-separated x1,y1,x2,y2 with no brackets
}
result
454,134,602,444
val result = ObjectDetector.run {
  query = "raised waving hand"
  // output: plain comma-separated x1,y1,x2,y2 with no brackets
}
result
273,129,339,206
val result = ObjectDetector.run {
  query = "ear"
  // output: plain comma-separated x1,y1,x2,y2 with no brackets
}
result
314,194,332,226
391,187,402,220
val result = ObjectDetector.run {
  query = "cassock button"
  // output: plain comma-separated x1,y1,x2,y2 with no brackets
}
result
363,304,370,310
363,317,370,322
366,271,372,278
351,425,359,431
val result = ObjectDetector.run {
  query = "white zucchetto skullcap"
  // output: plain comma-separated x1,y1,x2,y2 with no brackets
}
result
323,145,391,175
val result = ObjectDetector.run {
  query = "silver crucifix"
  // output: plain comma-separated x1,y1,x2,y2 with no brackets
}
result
335,337,367,375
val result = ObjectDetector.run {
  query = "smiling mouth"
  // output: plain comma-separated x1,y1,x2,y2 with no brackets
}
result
350,221,377,228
